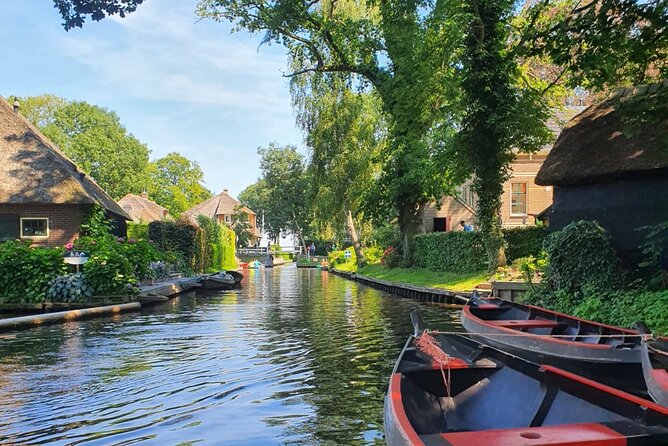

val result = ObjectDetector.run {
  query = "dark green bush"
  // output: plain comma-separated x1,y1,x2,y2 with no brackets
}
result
0,241,66,303
539,221,621,309
503,226,548,262
76,237,138,296
413,232,487,273
149,221,199,271
371,224,400,249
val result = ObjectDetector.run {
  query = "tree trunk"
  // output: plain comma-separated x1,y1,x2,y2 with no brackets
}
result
398,202,423,266
291,211,307,254
347,210,366,267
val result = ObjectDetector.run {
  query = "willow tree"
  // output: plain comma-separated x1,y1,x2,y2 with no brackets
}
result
291,71,386,265
197,0,462,264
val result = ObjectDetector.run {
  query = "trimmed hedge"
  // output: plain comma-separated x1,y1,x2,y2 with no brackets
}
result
413,232,487,273
148,221,199,271
503,226,548,262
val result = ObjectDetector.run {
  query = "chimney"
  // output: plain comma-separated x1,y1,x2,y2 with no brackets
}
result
141,191,149,199
13,99,19,113
223,188,229,194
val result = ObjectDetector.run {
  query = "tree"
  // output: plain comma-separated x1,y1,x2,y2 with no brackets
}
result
53,0,146,30
197,0,463,264
292,72,385,266
256,144,310,248
231,205,254,248
146,153,212,217
17,95,151,200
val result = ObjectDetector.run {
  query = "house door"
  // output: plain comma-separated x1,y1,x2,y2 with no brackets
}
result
433,217,449,232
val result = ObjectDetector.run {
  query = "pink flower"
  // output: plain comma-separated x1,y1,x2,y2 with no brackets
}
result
65,242,74,250
128,238,136,244
117,237,125,243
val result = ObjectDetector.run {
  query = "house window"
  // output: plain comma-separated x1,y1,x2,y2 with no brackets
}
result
224,215,232,223
433,218,448,232
0,214,19,241
20,218,49,239
511,183,527,215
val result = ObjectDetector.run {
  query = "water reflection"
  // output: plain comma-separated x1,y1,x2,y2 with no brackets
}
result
0,266,460,445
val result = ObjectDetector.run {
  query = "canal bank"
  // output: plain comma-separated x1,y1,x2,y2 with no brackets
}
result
0,265,459,445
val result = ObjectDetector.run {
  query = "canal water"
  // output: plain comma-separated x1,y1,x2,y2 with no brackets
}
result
0,266,460,445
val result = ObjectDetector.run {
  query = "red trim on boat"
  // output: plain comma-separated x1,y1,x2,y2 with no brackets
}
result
541,365,668,416
476,303,499,310
525,304,639,335
487,319,563,329
463,306,610,349
650,368,668,391
389,373,425,446
429,357,469,369
439,423,626,445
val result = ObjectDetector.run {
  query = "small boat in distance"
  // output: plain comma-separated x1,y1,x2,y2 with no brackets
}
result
642,338,668,407
384,315,668,446
461,297,646,395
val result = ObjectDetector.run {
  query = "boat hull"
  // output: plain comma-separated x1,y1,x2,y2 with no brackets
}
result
461,301,646,394
642,340,668,407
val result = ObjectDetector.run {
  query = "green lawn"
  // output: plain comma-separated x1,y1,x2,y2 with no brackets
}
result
334,262,489,292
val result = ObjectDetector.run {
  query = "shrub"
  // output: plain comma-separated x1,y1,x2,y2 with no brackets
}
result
381,246,401,268
0,241,66,303
503,226,548,263
371,225,400,249
362,246,384,264
82,239,138,296
539,221,621,308
413,232,487,273
116,238,162,280
46,273,94,302
127,223,149,240
328,250,347,266
148,221,199,271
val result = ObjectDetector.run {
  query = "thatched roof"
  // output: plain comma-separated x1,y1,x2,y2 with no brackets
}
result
182,189,255,224
118,192,172,223
0,96,131,220
536,82,668,186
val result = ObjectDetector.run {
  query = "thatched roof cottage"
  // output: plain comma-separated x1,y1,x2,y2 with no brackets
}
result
0,96,131,246
536,82,668,255
118,192,172,223
183,189,261,245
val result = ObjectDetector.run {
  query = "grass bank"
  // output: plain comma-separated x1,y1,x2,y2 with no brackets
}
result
335,262,489,292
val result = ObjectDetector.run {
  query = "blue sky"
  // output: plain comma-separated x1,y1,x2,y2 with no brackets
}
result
0,0,303,197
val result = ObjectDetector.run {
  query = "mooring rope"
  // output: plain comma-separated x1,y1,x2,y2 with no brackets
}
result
415,330,452,414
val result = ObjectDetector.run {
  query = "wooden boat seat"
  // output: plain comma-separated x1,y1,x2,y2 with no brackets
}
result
475,304,502,310
487,319,563,329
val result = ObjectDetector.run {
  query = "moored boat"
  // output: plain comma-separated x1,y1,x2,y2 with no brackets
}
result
228,270,244,285
461,297,646,394
197,272,236,290
385,316,668,446
641,338,668,407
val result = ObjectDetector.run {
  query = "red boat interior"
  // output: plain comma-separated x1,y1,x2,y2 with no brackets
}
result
468,300,639,346
395,335,668,444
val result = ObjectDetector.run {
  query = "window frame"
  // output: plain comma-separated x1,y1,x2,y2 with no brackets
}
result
510,183,528,216
20,217,49,239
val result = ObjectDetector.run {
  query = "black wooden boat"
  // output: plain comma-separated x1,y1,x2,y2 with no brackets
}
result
197,272,236,290
228,270,244,285
385,317,668,446
461,298,646,394
641,338,668,407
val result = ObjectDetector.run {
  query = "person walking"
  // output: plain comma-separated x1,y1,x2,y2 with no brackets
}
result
460,220,473,232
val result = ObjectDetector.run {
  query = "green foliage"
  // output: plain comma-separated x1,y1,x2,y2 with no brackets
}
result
537,221,621,308
80,205,113,238
46,273,94,302
115,238,162,280
195,215,237,272
148,221,199,271
74,237,140,296
362,246,384,265
17,95,150,199
503,226,548,262
328,250,348,266
381,246,402,269
231,205,253,248
512,254,547,292
127,222,149,240
413,232,487,273
637,220,668,288
52,0,146,30
0,241,66,303
145,152,212,218
371,225,401,250
573,288,668,335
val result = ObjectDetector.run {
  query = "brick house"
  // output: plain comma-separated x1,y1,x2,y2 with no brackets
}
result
182,189,261,245
0,96,131,247
423,107,585,232
536,83,668,260
118,192,172,223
